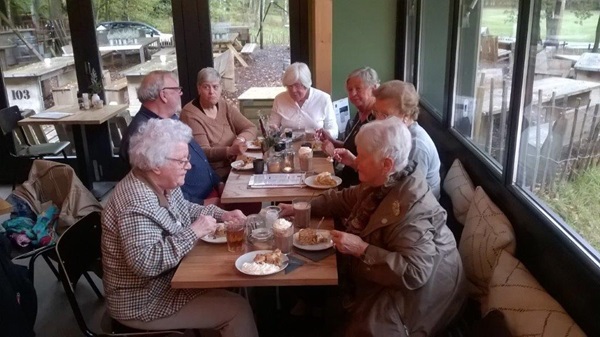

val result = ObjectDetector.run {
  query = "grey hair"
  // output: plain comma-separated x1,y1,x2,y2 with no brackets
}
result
136,70,176,103
196,67,221,85
129,118,192,170
373,80,420,120
282,62,312,88
355,116,412,173
346,66,380,88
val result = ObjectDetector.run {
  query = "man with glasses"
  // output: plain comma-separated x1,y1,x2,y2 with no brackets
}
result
120,70,222,206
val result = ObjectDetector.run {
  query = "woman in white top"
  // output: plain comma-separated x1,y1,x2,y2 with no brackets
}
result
270,62,338,138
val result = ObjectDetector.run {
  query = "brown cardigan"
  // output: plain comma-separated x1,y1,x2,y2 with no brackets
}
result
180,97,257,179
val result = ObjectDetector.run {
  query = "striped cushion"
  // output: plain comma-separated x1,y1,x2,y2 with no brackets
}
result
486,251,585,336
459,187,516,302
443,159,475,224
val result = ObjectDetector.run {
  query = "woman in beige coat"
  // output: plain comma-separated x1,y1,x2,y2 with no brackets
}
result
280,117,465,336
180,67,257,180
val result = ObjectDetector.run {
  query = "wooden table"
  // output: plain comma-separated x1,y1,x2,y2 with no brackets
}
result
171,218,338,288
481,77,600,116
3,56,76,113
220,150,334,204
213,32,247,67
99,37,160,64
121,54,178,112
18,104,128,198
238,86,286,127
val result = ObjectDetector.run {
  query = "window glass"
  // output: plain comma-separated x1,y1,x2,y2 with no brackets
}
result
417,0,450,117
515,1,600,253
453,0,518,168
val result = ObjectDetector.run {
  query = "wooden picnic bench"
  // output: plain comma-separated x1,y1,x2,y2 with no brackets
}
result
241,42,257,55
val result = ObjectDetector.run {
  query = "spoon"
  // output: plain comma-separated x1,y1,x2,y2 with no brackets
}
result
315,216,325,230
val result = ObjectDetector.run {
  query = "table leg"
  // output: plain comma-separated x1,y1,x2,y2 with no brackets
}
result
139,47,145,63
228,44,248,67
71,123,115,200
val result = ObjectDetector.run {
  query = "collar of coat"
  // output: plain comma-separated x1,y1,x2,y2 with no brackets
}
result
359,161,434,237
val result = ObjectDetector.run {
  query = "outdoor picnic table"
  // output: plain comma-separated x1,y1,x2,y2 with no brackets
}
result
3,56,76,113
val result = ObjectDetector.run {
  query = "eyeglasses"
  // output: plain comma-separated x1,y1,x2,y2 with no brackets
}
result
166,154,191,167
162,86,183,93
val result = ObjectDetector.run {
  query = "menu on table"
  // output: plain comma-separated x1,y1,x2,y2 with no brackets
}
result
248,173,306,188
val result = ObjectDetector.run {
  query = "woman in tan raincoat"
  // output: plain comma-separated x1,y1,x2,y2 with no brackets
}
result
281,117,465,336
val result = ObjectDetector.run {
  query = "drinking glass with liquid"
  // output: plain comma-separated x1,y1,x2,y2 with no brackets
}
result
225,219,246,253
293,198,311,229
272,218,293,254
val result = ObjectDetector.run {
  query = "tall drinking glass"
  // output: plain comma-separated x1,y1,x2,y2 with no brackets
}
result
293,198,311,229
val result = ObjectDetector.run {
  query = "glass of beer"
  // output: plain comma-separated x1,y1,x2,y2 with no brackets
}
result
225,219,246,253
293,198,311,229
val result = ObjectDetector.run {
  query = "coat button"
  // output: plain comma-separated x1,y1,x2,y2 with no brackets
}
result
381,218,388,224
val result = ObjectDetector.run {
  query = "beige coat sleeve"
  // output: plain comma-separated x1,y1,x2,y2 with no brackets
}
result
224,100,257,141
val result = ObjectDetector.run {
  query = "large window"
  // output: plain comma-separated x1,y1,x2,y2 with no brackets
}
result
448,0,600,256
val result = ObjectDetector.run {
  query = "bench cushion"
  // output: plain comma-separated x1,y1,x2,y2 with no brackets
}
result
486,251,585,337
460,186,516,303
443,159,475,225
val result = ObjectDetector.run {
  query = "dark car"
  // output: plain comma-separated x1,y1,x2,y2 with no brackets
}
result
96,21,173,44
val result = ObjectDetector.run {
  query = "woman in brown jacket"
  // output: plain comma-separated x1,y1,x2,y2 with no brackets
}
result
180,67,257,180
280,117,465,336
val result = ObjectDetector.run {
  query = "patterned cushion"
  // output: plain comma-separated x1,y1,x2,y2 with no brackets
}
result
443,159,475,224
459,186,516,302
486,251,585,336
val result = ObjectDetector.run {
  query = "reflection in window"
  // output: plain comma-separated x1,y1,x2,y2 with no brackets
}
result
454,1,517,168
515,1,600,252
417,0,450,117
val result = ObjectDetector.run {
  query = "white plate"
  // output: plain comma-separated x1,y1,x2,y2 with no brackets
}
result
200,223,227,243
246,139,262,150
200,234,227,244
293,230,334,251
304,175,342,189
231,160,253,170
235,250,289,276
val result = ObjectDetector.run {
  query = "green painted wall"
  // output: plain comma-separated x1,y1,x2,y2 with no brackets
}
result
332,0,397,108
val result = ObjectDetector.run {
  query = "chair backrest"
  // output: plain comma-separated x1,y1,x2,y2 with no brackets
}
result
55,211,102,336
0,106,28,155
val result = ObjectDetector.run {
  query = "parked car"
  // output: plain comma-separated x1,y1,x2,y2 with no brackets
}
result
96,21,173,45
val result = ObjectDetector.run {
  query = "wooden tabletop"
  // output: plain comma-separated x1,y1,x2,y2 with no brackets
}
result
220,150,335,204
3,56,74,78
171,218,338,289
120,54,178,76
18,104,128,126
238,86,286,101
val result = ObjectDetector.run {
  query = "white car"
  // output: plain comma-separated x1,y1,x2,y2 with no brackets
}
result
96,21,173,45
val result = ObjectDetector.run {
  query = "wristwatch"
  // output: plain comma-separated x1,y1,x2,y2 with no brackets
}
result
236,136,246,143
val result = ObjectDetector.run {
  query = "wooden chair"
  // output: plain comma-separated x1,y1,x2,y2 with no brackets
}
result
0,106,70,188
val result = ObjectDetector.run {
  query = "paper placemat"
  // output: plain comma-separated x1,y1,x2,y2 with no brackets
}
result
293,247,336,262
248,173,306,189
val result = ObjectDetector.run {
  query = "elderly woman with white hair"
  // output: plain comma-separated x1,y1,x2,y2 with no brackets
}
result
181,67,257,180
270,62,338,138
279,117,465,337
102,118,258,336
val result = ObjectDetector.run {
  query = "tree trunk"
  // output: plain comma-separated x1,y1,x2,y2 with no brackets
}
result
594,14,600,53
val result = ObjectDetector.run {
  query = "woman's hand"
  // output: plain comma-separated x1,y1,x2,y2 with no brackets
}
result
333,148,357,168
190,215,218,239
222,210,247,223
322,140,335,157
331,230,369,257
227,141,247,157
316,128,334,143
277,203,294,217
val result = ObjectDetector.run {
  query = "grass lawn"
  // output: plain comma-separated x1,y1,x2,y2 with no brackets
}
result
541,166,600,252
482,7,599,43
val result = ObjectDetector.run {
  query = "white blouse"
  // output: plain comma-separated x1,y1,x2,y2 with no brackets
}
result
270,87,338,138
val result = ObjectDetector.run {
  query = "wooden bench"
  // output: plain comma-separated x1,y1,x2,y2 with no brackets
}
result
51,83,78,106
104,78,128,104
151,47,176,59
241,43,257,55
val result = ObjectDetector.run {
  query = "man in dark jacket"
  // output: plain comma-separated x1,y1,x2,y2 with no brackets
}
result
120,70,221,205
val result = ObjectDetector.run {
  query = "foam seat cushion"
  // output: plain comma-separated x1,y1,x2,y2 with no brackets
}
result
443,159,475,224
459,186,516,302
486,251,585,336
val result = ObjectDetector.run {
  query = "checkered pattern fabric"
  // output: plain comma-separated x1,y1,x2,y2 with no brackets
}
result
101,172,224,322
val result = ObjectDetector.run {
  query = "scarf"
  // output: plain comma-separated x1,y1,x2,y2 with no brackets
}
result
345,170,407,235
